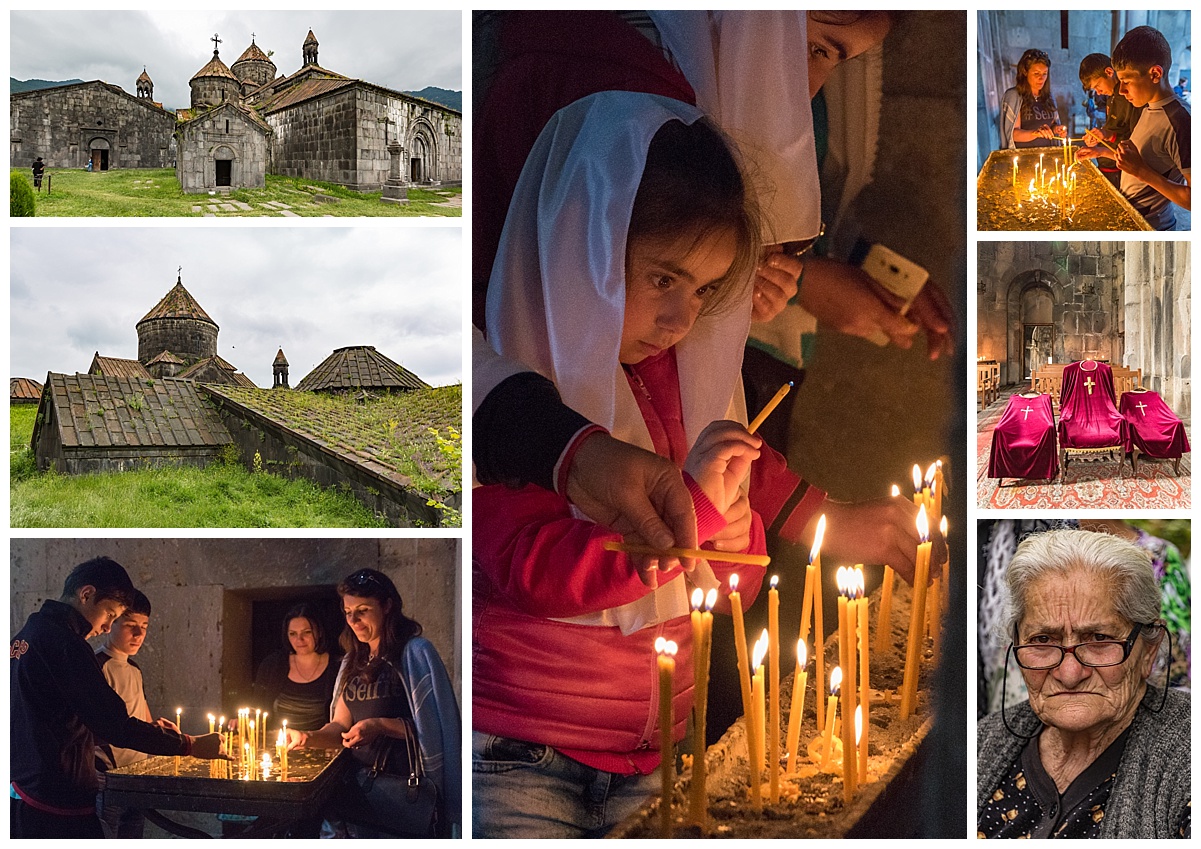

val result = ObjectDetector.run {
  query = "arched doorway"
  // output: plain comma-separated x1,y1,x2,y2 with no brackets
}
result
410,134,427,183
408,121,438,184
1019,285,1054,380
89,138,110,171
213,145,235,188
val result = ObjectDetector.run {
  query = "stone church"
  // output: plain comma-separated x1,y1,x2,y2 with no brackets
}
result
977,241,1190,416
11,28,462,194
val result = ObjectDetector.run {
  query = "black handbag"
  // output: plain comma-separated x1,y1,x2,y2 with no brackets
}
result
352,719,440,838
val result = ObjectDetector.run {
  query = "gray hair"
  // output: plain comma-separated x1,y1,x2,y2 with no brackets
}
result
999,529,1161,644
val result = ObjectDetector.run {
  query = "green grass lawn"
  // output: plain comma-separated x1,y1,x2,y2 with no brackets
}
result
11,168,461,217
11,405,387,528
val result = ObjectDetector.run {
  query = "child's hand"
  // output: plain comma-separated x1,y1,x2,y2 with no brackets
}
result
1083,128,1105,148
708,493,752,553
753,248,803,323
1113,140,1148,180
683,421,760,514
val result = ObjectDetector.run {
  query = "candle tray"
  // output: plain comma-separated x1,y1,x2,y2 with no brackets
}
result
976,148,1152,231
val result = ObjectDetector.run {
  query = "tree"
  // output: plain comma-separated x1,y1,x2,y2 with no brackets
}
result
10,172,35,217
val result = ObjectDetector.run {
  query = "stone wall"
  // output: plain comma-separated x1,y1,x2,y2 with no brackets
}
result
137,317,218,363
10,537,462,733
354,88,463,190
176,107,269,193
265,88,359,186
1123,240,1191,415
10,82,175,169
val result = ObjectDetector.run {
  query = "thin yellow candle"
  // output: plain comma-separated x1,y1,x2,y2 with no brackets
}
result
748,380,793,434
728,574,755,789
856,571,870,785
243,743,251,780
810,516,826,731
656,638,678,838
839,661,855,801
837,570,857,802
689,589,706,829
250,720,257,764
261,752,272,781
901,506,932,719
282,719,289,781
601,540,770,567
750,632,768,810
912,464,925,511
768,576,781,803
785,640,808,775
855,705,865,785
876,485,899,653
175,707,182,776
940,515,951,615
1039,152,1045,187
1012,155,1018,188
262,712,268,754
934,460,945,521
820,668,841,769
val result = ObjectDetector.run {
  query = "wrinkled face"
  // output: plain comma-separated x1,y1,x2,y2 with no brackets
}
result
1087,69,1117,97
620,228,738,365
1027,62,1050,96
807,11,892,97
78,587,127,639
1117,65,1164,108
1017,568,1156,736
287,617,317,656
108,612,149,655
342,594,390,648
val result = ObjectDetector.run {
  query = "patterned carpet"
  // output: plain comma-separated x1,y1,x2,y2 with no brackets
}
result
976,386,1192,509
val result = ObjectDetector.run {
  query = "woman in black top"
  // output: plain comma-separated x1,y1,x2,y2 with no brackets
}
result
252,604,338,732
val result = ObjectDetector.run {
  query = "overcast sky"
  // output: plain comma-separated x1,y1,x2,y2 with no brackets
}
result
11,227,463,389
11,11,461,110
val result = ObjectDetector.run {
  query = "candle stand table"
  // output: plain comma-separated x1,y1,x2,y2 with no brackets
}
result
98,748,349,838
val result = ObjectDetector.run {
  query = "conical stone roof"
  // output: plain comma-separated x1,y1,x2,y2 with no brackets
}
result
296,345,428,392
137,277,217,328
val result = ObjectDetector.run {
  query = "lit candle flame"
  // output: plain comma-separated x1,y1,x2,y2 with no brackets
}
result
830,666,843,696
655,636,667,654
809,515,826,564
940,516,948,538
262,752,272,779
854,567,865,599
917,503,929,542
277,729,285,746
207,713,215,722
752,630,769,669
925,463,937,487
663,640,678,658
855,705,863,746
912,464,922,492
797,640,807,667
729,573,739,593
691,587,704,611
770,574,779,590
836,565,850,597
891,484,900,497
704,588,718,611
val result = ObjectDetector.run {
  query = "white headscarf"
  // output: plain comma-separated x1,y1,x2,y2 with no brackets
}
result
648,11,821,244
486,91,753,632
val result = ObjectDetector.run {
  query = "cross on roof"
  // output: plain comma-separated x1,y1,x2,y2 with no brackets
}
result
212,33,222,53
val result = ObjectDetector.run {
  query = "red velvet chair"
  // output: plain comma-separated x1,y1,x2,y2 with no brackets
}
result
1121,389,1190,475
1057,361,1126,473
988,392,1057,484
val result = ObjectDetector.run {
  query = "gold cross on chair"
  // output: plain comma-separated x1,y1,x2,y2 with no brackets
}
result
1021,406,1034,420
1135,401,1148,416
1084,377,1095,395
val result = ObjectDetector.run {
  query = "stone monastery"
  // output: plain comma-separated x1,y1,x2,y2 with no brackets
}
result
11,29,462,193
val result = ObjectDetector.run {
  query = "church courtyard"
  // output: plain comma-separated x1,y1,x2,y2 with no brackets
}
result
10,168,461,217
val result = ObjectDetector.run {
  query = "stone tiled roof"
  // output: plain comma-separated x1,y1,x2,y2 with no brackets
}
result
191,50,240,82
234,40,272,64
296,346,429,393
10,80,174,116
176,356,256,388
146,350,184,366
304,30,319,46
274,348,289,366
176,99,272,133
136,68,152,83
137,278,217,327
38,373,232,449
89,353,152,380
10,377,43,402
252,73,354,112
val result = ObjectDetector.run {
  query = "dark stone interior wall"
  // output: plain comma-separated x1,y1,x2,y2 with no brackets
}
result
10,85,174,169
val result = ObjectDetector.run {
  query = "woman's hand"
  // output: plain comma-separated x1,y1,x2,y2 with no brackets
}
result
683,421,760,514
811,497,948,586
190,732,232,761
341,718,391,750
1053,124,1067,138
752,248,803,323
285,727,309,751
1034,125,1057,140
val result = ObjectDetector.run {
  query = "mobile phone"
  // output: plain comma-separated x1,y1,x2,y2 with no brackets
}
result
860,244,929,346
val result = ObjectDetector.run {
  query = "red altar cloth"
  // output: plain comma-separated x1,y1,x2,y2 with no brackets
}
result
1121,390,1190,458
1058,361,1125,449
989,393,1057,480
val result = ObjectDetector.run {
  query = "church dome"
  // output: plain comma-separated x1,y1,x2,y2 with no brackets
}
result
232,37,277,91
136,275,219,365
189,40,241,109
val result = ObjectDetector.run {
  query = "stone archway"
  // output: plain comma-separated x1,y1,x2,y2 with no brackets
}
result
407,120,438,184
88,137,111,171
211,144,236,189
1002,264,1067,385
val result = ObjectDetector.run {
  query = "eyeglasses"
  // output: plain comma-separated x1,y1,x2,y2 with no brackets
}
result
1012,622,1150,670
344,570,383,592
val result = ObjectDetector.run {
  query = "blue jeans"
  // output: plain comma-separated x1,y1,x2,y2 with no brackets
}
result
472,731,658,838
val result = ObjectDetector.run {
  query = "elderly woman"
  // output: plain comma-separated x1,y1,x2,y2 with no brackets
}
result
287,569,461,837
977,529,1189,839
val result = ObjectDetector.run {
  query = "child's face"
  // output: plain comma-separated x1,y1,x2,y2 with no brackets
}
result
108,612,150,655
1116,65,1164,107
76,589,127,639
1088,70,1116,97
807,12,892,98
620,228,738,365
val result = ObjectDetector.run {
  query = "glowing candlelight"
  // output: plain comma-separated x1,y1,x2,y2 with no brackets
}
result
728,573,755,802
1039,152,1045,187
901,506,932,719
1011,155,1018,188
208,713,215,734
809,515,826,730
175,707,182,776
855,706,865,785
748,380,794,434
820,668,841,769
768,576,781,803
261,752,272,781
281,719,289,780
656,637,678,838
689,588,715,831
750,631,768,810
243,743,251,780
785,640,808,775
856,571,870,785
836,569,857,801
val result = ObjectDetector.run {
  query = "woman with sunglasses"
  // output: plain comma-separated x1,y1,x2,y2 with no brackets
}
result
1000,48,1068,149
976,529,1189,838
286,569,461,837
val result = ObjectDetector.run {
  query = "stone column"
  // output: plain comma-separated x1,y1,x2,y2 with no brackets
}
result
381,140,409,205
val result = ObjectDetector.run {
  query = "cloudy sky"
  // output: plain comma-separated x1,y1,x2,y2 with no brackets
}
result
11,227,463,388
11,11,461,110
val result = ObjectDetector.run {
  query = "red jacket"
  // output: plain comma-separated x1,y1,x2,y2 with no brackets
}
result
472,350,824,774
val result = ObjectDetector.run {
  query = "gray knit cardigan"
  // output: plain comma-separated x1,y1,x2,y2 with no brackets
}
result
977,688,1190,839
